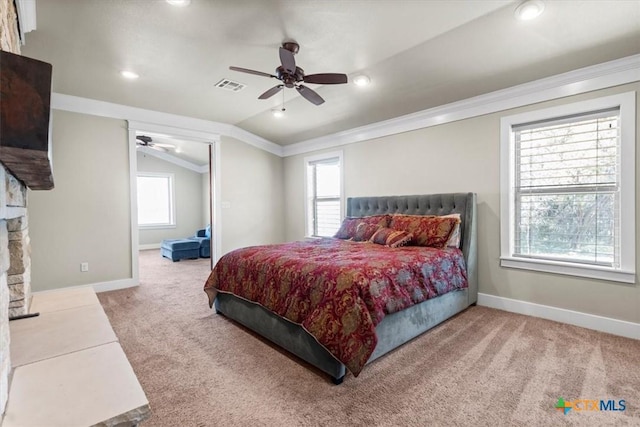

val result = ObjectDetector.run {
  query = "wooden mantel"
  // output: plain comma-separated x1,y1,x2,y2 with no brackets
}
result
0,50,54,190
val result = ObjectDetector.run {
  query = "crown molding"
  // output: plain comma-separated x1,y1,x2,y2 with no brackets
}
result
15,0,37,45
136,146,206,174
282,54,640,157
50,54,640,160
50,93,284,157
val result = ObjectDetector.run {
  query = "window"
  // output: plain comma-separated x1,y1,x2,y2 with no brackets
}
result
137,173,176,228
305,152,343,237
500,92,635,283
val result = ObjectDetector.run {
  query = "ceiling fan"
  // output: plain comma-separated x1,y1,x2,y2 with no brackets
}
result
229,41,348,106
136,135,175,153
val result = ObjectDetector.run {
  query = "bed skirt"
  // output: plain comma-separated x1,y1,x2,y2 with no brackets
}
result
215,288,470,383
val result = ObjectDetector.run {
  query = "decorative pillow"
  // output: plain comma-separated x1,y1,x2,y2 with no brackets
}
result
334,215,389,239
352,223,382,242
388,215,459,248
441,213,461,247
370,227,413,248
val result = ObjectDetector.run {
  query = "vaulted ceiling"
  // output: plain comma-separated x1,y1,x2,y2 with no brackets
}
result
22,0,640,146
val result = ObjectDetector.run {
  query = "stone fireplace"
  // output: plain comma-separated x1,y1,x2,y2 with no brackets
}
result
0,170,29,416
0,0,21,414
1,0,51,416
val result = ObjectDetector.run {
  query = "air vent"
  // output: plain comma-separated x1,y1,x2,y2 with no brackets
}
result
215,78,246,92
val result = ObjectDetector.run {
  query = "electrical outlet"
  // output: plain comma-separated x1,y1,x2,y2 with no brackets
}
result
80,262,89,272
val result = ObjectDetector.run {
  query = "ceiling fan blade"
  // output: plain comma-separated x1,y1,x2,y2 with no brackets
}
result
258,85,284,100
136,135,152,144
229,66,275,78
279,47,296,74
303,73,348,85
296,85,325,106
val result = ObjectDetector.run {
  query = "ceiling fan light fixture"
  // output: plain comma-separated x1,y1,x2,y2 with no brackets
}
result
271,108,285,118
120,70,139,80
166,0,191,6
353,75,371,87
515,0,545,21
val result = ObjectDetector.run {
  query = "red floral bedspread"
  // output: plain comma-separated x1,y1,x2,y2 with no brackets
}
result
203,238,467,376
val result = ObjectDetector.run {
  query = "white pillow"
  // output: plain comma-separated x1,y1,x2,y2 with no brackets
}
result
441,213,461,248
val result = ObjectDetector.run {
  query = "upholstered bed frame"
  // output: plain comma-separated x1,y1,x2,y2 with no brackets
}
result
215,193,477,384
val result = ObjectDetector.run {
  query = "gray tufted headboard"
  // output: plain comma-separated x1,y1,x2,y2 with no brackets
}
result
346,193,477,305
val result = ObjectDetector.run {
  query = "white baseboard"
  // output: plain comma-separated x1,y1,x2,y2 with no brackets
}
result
31,278,138,296
139,243,161,250
477,293,640,340
92,278,138,293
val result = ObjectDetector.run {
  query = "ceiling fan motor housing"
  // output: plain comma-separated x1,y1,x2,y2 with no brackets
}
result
276,66,305,88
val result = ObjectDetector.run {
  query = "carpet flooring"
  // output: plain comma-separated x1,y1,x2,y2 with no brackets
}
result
97,249,640,426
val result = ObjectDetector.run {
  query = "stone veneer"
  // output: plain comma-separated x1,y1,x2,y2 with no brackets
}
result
0,0,24,416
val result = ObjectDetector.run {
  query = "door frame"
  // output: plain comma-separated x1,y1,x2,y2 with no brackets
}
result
127,120,221,283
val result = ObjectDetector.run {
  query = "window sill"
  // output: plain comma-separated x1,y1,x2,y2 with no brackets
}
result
139,224,177,230
304,235,333,241
500,256,636,284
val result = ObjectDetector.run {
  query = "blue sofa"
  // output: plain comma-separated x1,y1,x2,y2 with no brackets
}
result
189,225,211,258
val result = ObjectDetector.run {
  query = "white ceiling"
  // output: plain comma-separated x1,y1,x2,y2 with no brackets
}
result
136,132,210,167
22,0,640,150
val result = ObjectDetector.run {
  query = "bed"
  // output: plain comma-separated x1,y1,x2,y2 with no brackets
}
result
204,193,477,384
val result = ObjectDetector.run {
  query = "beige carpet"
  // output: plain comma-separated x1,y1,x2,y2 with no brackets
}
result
97,250,640,426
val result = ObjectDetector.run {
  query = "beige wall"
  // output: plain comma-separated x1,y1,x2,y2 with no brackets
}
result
284,82,640,324
27,113,286,291
28,110,132,291
137,153,205,246
220,136,285,255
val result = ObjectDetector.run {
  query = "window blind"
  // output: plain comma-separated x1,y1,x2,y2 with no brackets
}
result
513,108,620,267
307,157,341,237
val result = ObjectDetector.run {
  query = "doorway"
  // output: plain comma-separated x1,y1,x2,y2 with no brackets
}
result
127,121,221,284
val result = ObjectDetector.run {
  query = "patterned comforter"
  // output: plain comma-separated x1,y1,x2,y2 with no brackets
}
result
204,238,467,375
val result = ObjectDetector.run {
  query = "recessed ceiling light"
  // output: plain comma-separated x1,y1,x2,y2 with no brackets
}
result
120,70,139,80
515,0,545,21
271,108,285,118
166,0,191,6
353,75,371,87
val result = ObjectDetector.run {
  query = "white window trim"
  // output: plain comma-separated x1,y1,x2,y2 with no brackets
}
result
137,172,177,229
303,151,344,238
500,91,636,284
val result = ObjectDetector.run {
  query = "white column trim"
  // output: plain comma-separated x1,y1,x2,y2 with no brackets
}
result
127,127,140,288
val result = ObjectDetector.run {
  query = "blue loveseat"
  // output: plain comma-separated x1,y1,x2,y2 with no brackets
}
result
189,225,211,258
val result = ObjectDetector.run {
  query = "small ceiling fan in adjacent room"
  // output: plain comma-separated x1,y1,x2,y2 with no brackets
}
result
136,135,175,152
229,41,348,106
